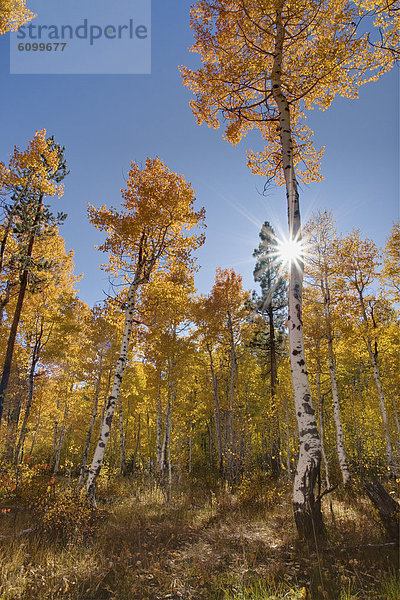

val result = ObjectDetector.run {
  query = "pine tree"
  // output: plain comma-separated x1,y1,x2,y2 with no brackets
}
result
252,221,287,476
0,132,68,426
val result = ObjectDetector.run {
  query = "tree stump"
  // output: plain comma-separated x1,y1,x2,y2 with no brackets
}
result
364,481,399,541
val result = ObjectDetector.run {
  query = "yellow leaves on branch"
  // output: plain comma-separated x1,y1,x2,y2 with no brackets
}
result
381,221,400,303
0,0,36,35
181,0,396,184
88,157,206,277
0,130,64,198
212,267,249,313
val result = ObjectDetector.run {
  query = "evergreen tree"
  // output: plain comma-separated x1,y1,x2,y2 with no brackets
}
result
0,133,68,425
252,221,287,475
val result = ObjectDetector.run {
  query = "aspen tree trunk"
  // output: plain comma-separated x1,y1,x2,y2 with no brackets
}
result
14,330,42,465
156,397,163,470
366,338,393,469
167,429,172,503
77,351,103,489
118,395,127,476
390,391,400,450
271,4,324,539
86,276,141,503
285,401,292,479
53,402,69,475
357,290,393,470
207,419,214,468
321,276,350,485
161,398,172,476
226,311,237,482
316,373,331,490
52,422,58,466
29,398,41,457
100,366,113,425
188,421,193,474
268,303,282,476
207,345,224,472
131,414,141,471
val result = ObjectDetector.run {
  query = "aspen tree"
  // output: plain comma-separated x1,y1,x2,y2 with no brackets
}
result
337,230,394,471
181,0,395,538
304,212,351,485
86,158,205,503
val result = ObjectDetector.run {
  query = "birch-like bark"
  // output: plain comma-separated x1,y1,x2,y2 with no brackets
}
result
52,421,58,466
29,398,41,457
366,337,393,469
53,401,69,475
14,326,43,465
390,391,400,451
156,396,163,470
131,414,141,471
100,366,113,425
118,395,127,475
161,397,172,476
226,311,237,482
285,401,292,479
188,420,193,474
316,373,331,490
77,351,103,489
86,276,141,503
357,290,393,470
167,425,172,503
269,300,282,476
321,275,350,485
271,4,323,539
207,344,223,472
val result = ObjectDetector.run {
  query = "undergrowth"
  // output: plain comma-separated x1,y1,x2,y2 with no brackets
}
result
0,477,398,600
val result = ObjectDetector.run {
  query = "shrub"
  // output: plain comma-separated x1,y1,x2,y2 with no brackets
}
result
33,487,106,543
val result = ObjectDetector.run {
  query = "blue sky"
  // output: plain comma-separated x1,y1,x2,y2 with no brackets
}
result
0,0,398,307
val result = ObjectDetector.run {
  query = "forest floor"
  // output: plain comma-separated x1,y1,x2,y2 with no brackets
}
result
0,476,398,600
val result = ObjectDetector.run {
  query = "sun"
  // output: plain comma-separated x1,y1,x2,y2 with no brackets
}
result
277,237,304,264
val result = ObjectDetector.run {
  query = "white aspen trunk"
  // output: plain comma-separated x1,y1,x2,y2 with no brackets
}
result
207,345,224,472
316,373,331,490
390,391,400,451
208,419,214,468
53,402,69,475
118,395,127,476
271,4,323,539
285,401,292,479
366,338,393,469
327,346,351,485
77,351,103,489
226,311,237,482
161,397,172,476
29,398,41,457
86,277,141,503
14,340,40,465
188,420,193,474
167,424,172,503
100,366,113,426
357,289,393,470
321,276,351,485
52,421,58,465
156,396,163,471
132,414,141,471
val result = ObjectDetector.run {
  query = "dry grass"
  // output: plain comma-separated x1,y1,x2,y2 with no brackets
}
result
0,479,398,600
